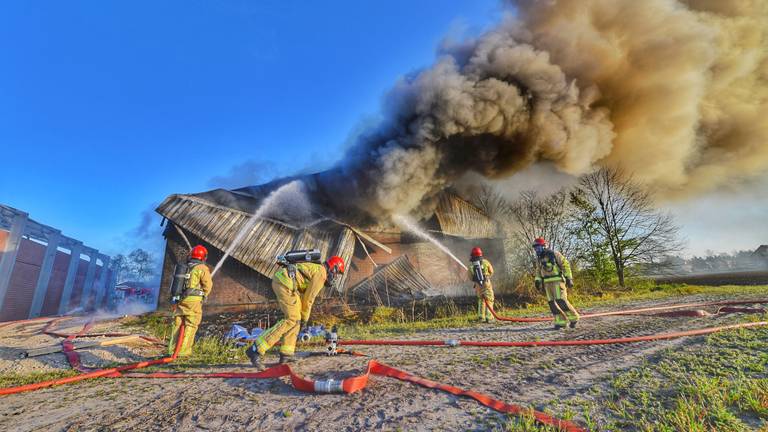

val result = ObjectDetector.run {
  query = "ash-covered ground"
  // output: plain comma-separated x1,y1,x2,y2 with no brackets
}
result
1,291,766,431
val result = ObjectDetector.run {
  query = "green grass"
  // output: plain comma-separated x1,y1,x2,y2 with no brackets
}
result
339,284,768,339
0,370,79,388
124,313,249,367
122,283,768,368
596,315,768,431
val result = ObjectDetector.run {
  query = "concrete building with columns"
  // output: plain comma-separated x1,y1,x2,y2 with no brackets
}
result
0,204,115,322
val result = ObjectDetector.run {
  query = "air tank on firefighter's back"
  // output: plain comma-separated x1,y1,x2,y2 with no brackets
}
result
277,249,321,265
169,262,189,303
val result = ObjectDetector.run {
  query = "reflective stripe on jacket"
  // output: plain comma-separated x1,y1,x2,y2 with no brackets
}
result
467,258,494,281
534,249,572,283
273,262,327,322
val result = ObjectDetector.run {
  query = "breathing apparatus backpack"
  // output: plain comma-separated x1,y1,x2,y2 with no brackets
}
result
275,249,322,281
169,259,205,304
470,257,486,284
170,262,190,304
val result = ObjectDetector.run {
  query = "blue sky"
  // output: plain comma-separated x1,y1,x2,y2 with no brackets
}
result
1,1,764,259
0,0,501,256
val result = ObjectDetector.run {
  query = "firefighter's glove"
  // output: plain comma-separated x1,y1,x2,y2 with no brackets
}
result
534,279,543,290
171,295,181,304
565,278,574,289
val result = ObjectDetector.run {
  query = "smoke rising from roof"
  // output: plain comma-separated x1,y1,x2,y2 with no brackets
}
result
335,0,768,218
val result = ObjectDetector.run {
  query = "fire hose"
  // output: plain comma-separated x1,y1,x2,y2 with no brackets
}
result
338,320,768,347
0,302,767,432
485,298,768,322
0,319,586,431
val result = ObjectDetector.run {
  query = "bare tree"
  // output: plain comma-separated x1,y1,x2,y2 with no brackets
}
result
127,249,155,282
110,254,130,284
576,168,683,287
509,189,579,260
475,184,580,296
474,184,514,223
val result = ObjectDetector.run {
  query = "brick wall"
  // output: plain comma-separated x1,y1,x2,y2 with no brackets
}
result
158,227,272,313
66,259,89,312
39,249,71,316
0,238,44,320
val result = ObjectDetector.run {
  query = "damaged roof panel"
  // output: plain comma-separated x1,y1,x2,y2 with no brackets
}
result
157,194,356,290
434,193,499,239
348,255,433,305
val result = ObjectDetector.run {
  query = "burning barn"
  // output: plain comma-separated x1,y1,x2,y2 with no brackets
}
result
155,170,507,312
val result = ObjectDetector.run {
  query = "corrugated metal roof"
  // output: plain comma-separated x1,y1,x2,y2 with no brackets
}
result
156,194,355,291
434,193,499,239
348,255,432,305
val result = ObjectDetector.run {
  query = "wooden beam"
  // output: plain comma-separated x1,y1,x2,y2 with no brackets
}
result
58,242,83,315
355,234,378,268
172,223,192,251
0,211,28,314
346,226,392,254
28,230,61,318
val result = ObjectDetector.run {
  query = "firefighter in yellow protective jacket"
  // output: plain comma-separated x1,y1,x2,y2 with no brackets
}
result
532,237,580,329
168,245,213,356
468,247,495,323
246,255,345,369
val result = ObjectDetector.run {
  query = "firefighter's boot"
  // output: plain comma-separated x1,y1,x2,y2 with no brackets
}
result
246,345,265,370
279,353,296,364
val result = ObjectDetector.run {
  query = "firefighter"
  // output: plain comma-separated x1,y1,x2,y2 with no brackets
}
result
468,247,495,323
532,237,580,329
246,255,345,369
168,245,213,356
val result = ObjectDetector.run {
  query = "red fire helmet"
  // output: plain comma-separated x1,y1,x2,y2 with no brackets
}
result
190,245,208,261
326,255,345,274
532,237,547,247
471,247,483,257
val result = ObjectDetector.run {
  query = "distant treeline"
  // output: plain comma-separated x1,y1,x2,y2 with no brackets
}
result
664,250,768,274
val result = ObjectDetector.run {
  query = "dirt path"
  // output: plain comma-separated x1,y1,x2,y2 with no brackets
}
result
0,292,766,431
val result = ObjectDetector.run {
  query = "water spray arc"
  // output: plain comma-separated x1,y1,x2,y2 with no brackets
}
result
392,214,467,270
212,181,309,276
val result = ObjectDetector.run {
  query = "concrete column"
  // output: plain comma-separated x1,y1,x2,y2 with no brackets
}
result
58,242,83,315
92,254,111,309
80,249,99,311
28,231,61,318
0,212,29,313
105,263,119,310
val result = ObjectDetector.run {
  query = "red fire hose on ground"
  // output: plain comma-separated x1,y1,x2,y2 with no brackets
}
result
339,320,768,347
0,318,586,431
1,300,767,432
484,298,768,322
0,323,185,396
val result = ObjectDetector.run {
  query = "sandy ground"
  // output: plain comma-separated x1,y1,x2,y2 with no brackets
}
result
0,292,766,431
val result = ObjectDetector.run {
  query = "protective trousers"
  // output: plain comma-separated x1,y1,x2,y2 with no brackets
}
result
476,281,495,321
544,281,579,326
254,280,302,356
168,296,203,357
